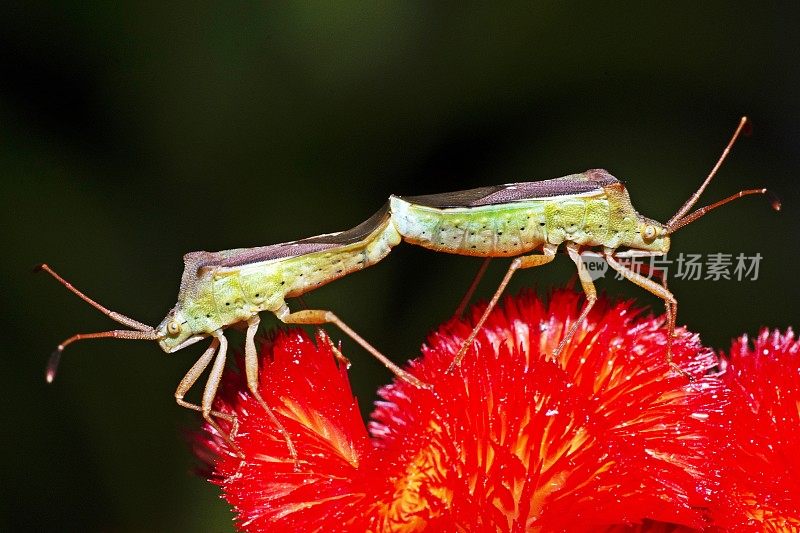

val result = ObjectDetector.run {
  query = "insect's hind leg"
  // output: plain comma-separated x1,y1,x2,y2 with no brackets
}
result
449,243,558,373
555,243,598,358
277,305,431,390
454,258,492,317
603,251,689,380
243,315,298,466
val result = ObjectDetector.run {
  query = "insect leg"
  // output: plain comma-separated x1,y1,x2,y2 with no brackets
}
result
174,337,240,440
317,329,352,367
454,258,492,317
449,243,558,373
619,258,676,340
243,315,298,465
293,296,350,365
603,251,689,380
277,305,431,390
554,243,598,357
184,332,243,454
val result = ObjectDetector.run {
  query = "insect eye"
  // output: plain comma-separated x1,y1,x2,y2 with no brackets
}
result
642,224,657,241
167,320,181,336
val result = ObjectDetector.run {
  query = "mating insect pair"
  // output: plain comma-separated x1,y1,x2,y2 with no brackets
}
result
41,116,778,462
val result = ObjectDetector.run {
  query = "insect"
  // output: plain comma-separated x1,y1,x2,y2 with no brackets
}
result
389,117,780,374
40,203,428,462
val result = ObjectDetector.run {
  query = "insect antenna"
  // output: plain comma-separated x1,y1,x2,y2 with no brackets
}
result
36,263,160,382
666,116,780,233
667,116,750,227
667,188,780,233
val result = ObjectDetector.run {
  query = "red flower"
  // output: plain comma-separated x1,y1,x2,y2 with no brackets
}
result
197,331,377,531
194,290,731,532
710,329,800,531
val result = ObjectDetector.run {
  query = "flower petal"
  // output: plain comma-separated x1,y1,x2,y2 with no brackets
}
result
370,290,725,531
713,328,800,530
196,290,731,532
197,331,380,532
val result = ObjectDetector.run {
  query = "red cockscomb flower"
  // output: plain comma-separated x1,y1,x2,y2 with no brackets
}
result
710,329,800,532
196,289,731,532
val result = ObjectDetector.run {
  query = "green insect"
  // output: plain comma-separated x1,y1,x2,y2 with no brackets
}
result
388,117,779,374
40,204,428,462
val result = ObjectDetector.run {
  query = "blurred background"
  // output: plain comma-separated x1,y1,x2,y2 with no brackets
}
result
2,3,798,531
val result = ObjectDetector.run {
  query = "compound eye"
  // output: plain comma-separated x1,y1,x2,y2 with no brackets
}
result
167,320,181,336
642,224,657,241
642,224,658,242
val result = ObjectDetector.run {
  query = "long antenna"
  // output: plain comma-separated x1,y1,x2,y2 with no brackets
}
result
36,263,159,382
667,116,749,228
36,264,153,331
667,188,780,233
46,328,161,383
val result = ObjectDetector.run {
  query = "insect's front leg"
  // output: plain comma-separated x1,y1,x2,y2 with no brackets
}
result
449,243,558,373
603,250,688,380
175,337,239,451
617,256,675,338
555,242,598,357
243,314,298,465
174,338,241,455
275,304,430,390
178,332,244,455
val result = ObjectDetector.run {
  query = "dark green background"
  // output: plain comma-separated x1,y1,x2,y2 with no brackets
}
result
3,3,798,531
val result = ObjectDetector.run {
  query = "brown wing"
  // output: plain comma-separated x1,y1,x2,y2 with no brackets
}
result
398,169,618,208
189,202,391,271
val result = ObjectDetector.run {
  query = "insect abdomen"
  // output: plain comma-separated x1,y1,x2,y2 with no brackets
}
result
390,196,548,256
391,195,612,253
261,215,401,299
